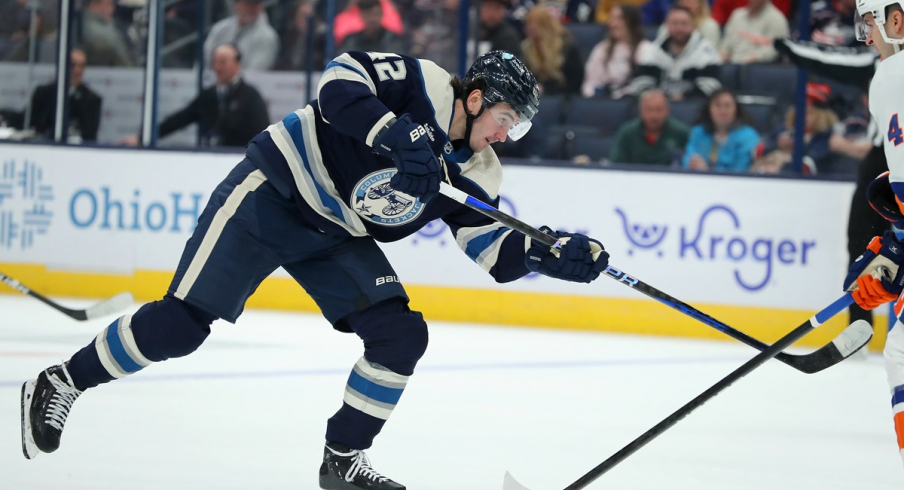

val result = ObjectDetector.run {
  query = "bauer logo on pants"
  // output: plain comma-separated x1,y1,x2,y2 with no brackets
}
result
0,159,53,250
351,170,425,226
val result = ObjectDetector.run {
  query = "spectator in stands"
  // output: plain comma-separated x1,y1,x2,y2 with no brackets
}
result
808,0,858,47
80,0,135,66
719,0,788,63
520,6,584,96
625,6,722,101
596,0,672,25
582,4,651,98
339,0,409,54
407,0,460,72
333,0,404,47
474,0,521,59
595,0,641,23
0,0,43,61
655,0,721,46
712,0,791,26
24,47,102,142
120,44,270,148
203,0,279,71
682,88,759,172
752,83,863,175
162,1,196,68
610,89,690,165
275,0,326,71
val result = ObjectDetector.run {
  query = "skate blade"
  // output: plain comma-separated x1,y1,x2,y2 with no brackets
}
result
503,471,532,490
20,380,38,460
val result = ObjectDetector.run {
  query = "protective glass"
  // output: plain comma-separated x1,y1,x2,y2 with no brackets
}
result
486,104,533,141
854,10,871,42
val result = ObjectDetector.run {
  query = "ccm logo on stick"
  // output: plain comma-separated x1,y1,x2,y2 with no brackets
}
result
376,275,400,286
604,266,638,286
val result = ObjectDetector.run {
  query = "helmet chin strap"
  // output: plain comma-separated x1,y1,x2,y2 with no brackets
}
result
461,98,486,149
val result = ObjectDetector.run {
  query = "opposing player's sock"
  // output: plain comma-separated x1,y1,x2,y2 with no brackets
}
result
319,442,405,490
21,363,82,459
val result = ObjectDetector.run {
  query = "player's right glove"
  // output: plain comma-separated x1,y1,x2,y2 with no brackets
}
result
525,226,609,283
844,231,904,310
373,113,442,203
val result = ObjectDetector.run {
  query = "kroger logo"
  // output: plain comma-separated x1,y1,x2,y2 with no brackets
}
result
616,204,816,291
0,159,53,249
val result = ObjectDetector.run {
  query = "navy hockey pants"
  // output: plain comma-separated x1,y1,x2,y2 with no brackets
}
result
66,158,428,450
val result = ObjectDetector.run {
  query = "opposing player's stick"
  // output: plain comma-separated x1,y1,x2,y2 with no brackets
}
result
438,182,871,374
0,271,134,321
502,295,860,490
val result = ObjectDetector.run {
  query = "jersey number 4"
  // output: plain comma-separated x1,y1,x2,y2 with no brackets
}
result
889,114,904,146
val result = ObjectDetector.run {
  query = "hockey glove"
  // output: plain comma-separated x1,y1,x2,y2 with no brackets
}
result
373,114,442,203
525,226,609,283
844,231,904,310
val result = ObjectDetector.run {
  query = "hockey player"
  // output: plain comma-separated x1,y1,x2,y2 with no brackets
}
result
19,50,610,489
845,0,904,467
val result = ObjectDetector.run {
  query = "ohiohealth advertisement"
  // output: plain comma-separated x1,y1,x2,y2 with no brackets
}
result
0,144,854,311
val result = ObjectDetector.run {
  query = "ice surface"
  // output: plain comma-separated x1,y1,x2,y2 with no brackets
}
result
0,295,900,489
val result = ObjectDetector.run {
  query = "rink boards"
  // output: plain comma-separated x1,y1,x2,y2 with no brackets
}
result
0,144,886,350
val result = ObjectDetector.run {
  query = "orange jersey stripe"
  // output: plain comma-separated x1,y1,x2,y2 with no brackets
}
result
895,411,904,450
867,235,883,254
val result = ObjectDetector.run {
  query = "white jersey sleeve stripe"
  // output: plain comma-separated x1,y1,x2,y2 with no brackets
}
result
455,223,514,272
366,111,398,147
317,55,378,97
270,108,368,236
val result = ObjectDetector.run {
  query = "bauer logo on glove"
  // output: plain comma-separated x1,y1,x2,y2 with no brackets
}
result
844,231,904,310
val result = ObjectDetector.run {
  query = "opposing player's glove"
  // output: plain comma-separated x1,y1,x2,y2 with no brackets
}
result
525,226,609,283
844,231,904,310
373,114,442,203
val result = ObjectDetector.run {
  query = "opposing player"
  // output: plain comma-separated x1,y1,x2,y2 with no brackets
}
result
19,50,609,489
845,0,904,467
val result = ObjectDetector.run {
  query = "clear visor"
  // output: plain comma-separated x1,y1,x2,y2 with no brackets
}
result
486,104,533,141
854,10,871,42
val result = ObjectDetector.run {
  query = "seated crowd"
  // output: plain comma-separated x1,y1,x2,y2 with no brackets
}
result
0,0,872,176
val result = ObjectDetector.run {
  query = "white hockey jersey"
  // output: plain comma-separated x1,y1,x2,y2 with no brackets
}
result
868,51,904,466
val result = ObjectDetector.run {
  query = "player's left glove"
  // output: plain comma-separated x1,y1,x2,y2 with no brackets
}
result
844,231,904,310
525,226,609,283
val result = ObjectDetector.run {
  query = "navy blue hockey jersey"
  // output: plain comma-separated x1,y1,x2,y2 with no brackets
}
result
246,51,530,282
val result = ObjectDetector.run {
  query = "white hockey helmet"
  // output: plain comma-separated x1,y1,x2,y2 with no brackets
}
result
855,0,904,44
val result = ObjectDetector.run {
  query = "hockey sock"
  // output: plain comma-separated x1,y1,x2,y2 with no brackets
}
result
66,296,213,391
326,356,409,449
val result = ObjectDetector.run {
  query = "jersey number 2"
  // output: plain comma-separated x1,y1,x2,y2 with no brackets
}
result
889,114,904,146
374,61,406,82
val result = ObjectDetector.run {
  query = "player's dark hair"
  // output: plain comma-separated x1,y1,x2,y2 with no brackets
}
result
449,75,488,103
886,3,904,17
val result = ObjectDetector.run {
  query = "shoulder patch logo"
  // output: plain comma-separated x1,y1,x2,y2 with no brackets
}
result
351,170,425,226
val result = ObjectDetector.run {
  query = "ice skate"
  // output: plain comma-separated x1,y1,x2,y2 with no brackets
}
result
21,363,82,459
319,442,405,490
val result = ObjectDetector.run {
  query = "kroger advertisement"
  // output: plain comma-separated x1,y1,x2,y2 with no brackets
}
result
1,144,854,310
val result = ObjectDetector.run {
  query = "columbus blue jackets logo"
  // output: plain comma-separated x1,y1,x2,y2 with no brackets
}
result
351,170,425,226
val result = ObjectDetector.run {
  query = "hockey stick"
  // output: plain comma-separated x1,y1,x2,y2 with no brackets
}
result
0,271,134,321
502,294,860,490
438,182,871,374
